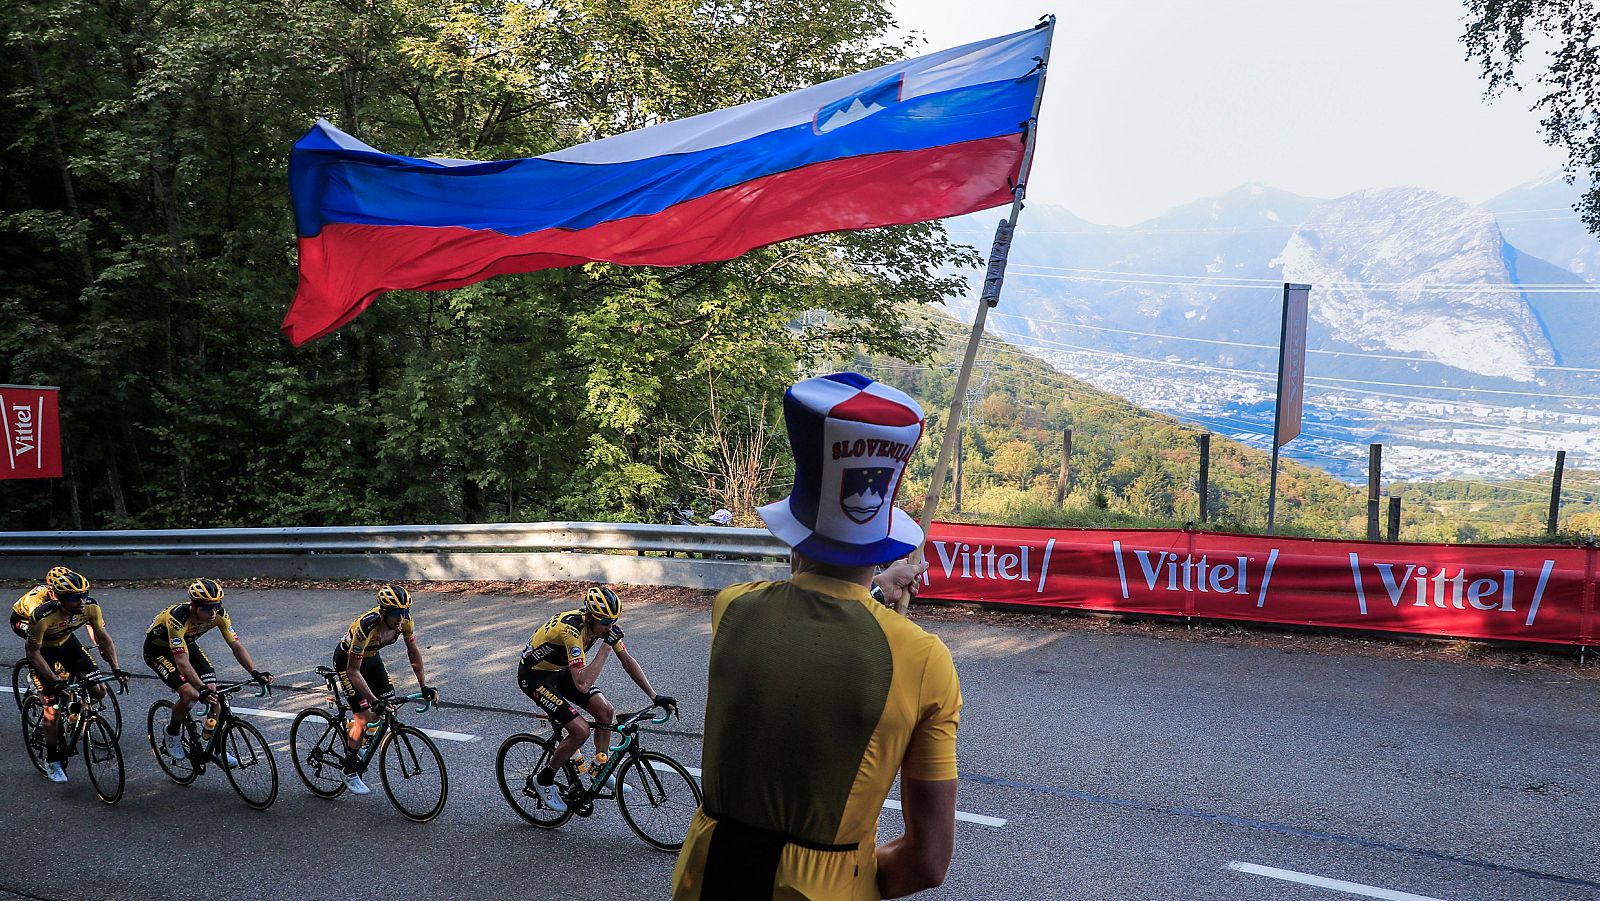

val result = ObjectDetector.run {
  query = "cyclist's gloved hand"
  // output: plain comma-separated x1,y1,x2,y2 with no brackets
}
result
654,694,678,717
371,696,391,716
420,685,438,703
111,668,131,688
250,670,273,685
196,686,219,705
41,678,64,702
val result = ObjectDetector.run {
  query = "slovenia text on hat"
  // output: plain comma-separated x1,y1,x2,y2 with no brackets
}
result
758,372,925,566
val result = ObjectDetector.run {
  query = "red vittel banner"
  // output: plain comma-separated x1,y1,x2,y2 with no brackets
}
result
921,523,1594,646
0,385,62,480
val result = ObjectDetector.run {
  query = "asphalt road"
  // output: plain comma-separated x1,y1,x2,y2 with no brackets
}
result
0,586,1595,901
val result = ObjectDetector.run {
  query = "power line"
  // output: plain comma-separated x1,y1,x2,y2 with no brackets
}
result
985,308,1600,387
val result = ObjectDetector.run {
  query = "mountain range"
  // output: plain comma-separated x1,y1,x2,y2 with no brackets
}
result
942,173,1600,483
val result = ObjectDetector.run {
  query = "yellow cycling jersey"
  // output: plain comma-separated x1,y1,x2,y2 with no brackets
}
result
338,606,413,660
146,603,238,653
27,598,107,648
520,608,625,673
12,585,50,620
672,573,961,901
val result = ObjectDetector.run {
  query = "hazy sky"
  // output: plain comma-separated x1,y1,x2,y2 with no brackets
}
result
890,0,1567,225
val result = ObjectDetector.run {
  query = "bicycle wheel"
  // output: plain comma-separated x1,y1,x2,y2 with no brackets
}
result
378,724,447,822
495,732,578,828
616,751,703,851
20,695,49,776
145,699,200,785
82,714,124,804
289,707,348,799
10,658,28,712
221,717,278,810
89,683,122,739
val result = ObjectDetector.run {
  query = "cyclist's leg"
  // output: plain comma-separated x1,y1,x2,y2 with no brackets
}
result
577,687,615,760
42,638,95,758
520,664,588,771
146,640,198,725
339,654,390,772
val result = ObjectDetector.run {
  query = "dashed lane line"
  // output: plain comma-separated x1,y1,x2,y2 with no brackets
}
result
1227,861,1446,901
228,706,480,743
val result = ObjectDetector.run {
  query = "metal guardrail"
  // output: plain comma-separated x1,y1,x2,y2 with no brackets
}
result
0,522,793,588
0,522,789,557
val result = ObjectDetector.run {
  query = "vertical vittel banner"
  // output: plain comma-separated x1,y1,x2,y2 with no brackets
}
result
0,385,62,479
1275,284,1310,445
920,522,1593,646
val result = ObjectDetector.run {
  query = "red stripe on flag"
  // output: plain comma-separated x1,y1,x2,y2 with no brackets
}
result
284,135,1024,344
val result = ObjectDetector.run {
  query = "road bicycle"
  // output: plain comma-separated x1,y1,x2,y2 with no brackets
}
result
146,678,278,809
495,702,701,851
19,672,126,804
13,653,122,737
289,665,448,822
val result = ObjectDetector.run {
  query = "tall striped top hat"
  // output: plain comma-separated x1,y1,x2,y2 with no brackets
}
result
758,373,925,567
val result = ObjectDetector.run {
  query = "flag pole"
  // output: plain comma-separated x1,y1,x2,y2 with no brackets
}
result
904,15,1055,613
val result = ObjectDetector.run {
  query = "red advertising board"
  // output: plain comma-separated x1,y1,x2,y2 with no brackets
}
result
920,522,1594,646
0,385,62,479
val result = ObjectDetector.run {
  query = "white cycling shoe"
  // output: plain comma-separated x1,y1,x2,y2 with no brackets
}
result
344,773,372,795
534,780,568,813
44,762,68,784
164,732,186,761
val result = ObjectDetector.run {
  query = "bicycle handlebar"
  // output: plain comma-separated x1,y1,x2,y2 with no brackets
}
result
401,691,434,714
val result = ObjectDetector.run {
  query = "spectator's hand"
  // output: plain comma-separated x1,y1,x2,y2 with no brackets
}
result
874,558,929,608
653,694,678,718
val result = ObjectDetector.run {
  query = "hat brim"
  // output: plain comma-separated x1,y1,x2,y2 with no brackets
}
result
758,498,924,567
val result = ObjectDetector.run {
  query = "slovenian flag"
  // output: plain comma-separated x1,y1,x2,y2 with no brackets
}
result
283,22,1052,345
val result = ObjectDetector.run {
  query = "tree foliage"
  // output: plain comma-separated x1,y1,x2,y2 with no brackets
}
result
1463,0,1600,233
0,0,971,529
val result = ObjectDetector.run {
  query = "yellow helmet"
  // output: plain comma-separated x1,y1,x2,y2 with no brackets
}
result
377,584,412,611
584,585,622,622
45,566,89,597
188,578,225,604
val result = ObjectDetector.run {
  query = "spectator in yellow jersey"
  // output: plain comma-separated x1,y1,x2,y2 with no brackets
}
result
24,567,129,784
516,585,677,814
672,373,960,901
332,584,436,795
144,579,273,762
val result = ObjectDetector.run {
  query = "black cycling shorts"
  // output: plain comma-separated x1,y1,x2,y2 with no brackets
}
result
30,635,98,692
517,660,600,727
333,648,392,711
143,638,215,692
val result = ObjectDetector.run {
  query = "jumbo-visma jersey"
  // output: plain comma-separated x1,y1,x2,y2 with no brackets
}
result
146,603,239,652
27,599,107,648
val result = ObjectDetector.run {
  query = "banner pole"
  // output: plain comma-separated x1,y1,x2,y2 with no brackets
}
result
905,16,1055,613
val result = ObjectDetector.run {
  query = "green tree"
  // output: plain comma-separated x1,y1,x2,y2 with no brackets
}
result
1463,0,1600,233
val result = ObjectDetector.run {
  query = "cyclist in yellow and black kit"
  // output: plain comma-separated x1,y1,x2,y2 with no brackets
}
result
333,584,437,795
144,579,274,762
23,567,129,784
517,585,676,814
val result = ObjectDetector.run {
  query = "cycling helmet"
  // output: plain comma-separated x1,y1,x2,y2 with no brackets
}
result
584,585,622,622
45,566,89,597
188,578,225,604
377,584,412,611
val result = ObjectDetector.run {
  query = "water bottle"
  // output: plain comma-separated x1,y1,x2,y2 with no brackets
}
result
572,751,587,775
201,705,217,743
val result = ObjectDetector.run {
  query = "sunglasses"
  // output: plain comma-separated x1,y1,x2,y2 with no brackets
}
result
195,602,223,612
382,608,411,619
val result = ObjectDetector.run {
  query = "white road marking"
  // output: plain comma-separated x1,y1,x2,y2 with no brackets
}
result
657,762,1007,828
1228,861,1447,901
229,706,479,743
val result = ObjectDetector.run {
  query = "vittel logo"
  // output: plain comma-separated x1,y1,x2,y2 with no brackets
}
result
929,538,1057,593
4,396,42,470
1347,553,1556,626
1111,541,1283,607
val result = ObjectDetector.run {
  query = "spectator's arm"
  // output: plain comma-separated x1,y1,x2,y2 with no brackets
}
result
875,776,957,898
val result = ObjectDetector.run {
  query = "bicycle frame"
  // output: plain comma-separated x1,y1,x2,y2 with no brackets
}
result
180,680,271,768
41,674,124,757
313,670,435,772
555,706,670,804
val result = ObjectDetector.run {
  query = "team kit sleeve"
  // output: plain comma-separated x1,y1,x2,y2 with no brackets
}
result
562,624,586,668
218,610,239,642
167,612,189,653
900,635,963,783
